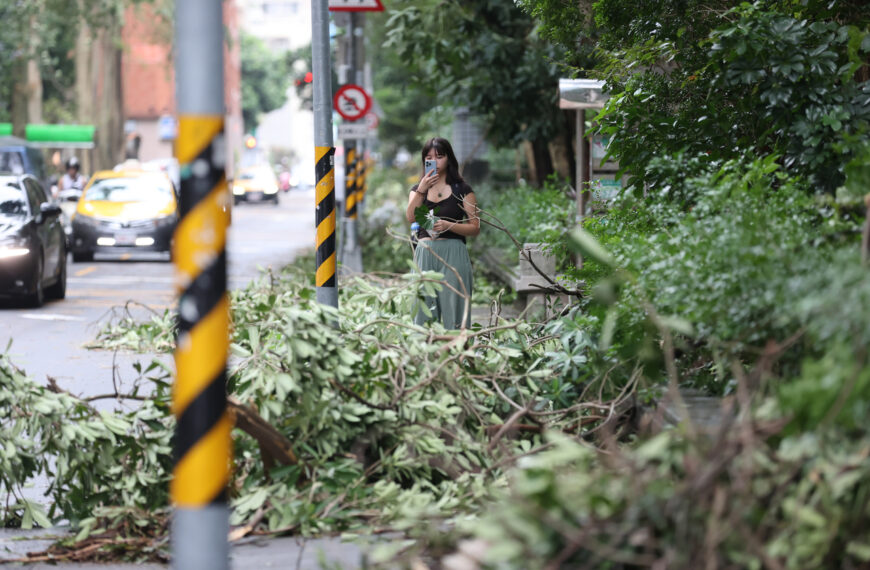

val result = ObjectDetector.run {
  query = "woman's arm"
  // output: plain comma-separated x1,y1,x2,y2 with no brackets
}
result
405,170,438,223
432,192,480,237
406,186,426,223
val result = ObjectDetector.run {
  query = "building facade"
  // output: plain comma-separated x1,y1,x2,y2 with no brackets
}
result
120,2,244,177
237,0,315,186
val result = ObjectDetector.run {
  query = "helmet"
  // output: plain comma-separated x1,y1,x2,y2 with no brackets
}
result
66,157,80,170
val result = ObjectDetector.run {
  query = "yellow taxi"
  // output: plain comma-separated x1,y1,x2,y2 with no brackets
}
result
70,169,178,262
232,164,280,205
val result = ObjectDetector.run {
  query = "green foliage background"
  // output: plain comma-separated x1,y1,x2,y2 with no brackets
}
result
240,33,291,133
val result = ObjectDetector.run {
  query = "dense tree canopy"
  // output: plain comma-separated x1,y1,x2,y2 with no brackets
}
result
512,0,870,193
240,33,290,133
588,0,870,194
381,0,571,181
0,0,146,124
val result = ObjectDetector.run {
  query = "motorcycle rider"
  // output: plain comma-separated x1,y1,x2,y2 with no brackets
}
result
58,157,87,195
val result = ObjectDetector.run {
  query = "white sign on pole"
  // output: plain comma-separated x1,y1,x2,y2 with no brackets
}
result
338,123,369,140
328,0,384,11
333,84,372,121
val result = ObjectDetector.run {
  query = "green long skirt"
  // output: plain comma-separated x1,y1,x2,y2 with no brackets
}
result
413,238,473,330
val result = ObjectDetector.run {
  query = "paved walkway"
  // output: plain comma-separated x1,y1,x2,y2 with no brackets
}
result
0,528,371,568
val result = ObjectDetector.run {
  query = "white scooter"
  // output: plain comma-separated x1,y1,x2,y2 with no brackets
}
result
56,186,83,249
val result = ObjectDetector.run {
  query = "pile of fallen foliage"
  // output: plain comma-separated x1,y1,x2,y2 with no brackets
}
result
1,259,635,562
4,225,870,568
433,376,870,569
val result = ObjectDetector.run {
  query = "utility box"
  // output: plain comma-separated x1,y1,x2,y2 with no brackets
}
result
514,243,555,293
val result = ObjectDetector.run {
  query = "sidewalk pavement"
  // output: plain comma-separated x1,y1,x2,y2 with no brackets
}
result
0,528,372,569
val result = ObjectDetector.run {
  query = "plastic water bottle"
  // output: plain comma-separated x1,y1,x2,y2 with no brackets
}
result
410,222,420,249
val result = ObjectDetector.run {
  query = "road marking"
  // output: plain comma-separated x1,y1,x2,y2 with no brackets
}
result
69,275,252,287
20,313,86,321
69,275,175,284
75,266,97,277
64,298,173,309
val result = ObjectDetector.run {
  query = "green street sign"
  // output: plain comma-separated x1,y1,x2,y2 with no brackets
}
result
0,123,96,148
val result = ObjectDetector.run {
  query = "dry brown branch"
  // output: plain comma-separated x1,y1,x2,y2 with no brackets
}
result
228,505,266,542
477,212,584,298
13,533,169,564
487,405,532,451
326,377,395,411
227,397,299,470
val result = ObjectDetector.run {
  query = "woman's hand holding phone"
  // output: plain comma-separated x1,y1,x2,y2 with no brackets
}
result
418,162,438,193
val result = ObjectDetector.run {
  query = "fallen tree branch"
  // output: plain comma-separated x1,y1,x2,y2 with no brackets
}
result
228,505,266,542
227,397,299,472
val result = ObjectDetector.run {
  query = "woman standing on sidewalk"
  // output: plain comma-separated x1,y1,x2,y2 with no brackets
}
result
406,137,480,329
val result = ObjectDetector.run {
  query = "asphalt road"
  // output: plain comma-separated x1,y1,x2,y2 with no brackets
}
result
0,187,315,399
0,187,376,568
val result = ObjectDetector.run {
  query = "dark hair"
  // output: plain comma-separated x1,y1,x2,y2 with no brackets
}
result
420,137,464,186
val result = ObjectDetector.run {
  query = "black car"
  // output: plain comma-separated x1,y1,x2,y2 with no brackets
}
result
0,173,66,306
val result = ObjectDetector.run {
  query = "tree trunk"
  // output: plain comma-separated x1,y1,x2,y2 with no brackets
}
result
75,15,94,175
11,59,28,138
26,58,43,125
548,136,572,183
530,137,554,186
26,14,42,126
92,18,124,172
522,140,537,185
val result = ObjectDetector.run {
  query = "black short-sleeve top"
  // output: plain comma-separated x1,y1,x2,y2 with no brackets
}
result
416,182,474,243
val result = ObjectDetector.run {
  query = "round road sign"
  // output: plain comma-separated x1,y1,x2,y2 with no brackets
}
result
333,84,372,121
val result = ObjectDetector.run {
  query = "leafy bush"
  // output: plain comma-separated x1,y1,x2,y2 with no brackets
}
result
473,176,576,273
0,356,172,531
595,3,870,194
452,416,870,569
577,154,866,393
355,165,412,275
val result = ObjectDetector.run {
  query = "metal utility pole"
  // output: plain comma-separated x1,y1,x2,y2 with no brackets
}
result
313,0,338,308
353,14,367,216
171,1,231,569
340,12,363,273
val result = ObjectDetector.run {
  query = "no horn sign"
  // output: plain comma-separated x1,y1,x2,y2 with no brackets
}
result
333,84,372,122
328,0,384,11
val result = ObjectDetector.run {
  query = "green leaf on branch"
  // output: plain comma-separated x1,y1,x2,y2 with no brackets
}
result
568,227,615,267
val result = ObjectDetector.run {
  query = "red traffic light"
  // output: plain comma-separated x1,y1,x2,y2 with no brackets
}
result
304,71,313,83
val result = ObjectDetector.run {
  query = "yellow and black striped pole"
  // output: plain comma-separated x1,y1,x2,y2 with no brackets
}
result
344,145,357,220
313,0,337,307
357,149,367,207
315,145,336,298
171,1,231,568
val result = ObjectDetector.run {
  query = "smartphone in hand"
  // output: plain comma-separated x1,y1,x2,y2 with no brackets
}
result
424,159,437,177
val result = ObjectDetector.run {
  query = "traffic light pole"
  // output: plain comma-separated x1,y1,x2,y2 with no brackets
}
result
171,1,231,569
313,0,338,308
